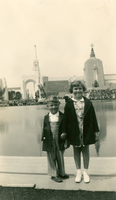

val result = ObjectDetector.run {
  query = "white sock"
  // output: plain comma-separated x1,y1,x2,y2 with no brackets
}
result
83,169,88,174
77,169,81,174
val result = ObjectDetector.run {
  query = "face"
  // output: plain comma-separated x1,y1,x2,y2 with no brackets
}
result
47,102,60,114
72,85,83,99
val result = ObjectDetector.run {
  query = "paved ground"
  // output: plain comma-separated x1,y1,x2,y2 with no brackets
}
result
0,156,116,191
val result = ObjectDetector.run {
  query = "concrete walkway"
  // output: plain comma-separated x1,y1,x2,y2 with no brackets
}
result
0,156,116,191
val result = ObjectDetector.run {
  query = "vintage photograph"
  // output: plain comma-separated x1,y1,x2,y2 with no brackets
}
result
0,0,116,199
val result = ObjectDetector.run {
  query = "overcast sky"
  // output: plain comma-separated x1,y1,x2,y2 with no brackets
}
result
0,0,116,87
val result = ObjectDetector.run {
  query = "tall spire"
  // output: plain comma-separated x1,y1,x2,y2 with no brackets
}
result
90,44,95,58
33,45,40,83
34,45,38,59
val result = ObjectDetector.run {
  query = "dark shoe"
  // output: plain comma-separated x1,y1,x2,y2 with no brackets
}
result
58,174,69,179
51,176,63,183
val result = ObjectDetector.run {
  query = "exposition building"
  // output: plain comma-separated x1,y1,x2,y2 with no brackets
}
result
42,46,116,97
5,45,116,100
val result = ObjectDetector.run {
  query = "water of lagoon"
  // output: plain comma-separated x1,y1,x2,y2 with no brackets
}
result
0,100,116,157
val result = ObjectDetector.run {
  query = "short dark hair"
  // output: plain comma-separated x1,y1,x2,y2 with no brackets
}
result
47,95,60,104
69,80,87,93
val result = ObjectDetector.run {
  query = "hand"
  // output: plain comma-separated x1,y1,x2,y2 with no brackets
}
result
95,132,99,142
64,140,69,149
61,133,67,140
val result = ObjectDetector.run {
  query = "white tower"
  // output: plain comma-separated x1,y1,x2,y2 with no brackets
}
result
33,45,40,84
84,44,104,88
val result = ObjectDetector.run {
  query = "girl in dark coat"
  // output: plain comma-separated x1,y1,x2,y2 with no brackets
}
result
61,80,99,183
41,96,69,183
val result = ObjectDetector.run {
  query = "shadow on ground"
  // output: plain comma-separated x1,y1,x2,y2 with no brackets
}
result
0,187,115,200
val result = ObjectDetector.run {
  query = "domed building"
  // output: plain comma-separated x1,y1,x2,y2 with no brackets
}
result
84,45,105,88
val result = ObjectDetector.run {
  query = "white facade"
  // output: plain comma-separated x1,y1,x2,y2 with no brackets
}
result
84,47,105,88
22,74,38,99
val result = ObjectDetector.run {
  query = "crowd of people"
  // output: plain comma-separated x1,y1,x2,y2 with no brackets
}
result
0,88,116,107
87,89,116,100
0,98,47,107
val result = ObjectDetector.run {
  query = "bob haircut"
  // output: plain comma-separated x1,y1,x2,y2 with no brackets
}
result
69,80,87,93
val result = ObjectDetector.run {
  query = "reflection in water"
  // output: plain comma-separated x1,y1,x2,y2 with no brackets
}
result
93,102,107,156
35,117,43,156
91,101,116,157
0,101,116,157
0,121,9,134
95,141,100,156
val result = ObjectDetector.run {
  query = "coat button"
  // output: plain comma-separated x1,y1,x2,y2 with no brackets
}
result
43,137,46,139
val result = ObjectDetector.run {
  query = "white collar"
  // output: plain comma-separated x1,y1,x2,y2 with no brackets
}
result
71,97,84,102
49,112,59,117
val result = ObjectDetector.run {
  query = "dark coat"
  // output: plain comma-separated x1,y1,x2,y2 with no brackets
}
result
41,111,68,151
62,97,99,146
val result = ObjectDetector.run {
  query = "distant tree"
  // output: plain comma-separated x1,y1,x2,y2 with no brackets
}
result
0,87,5,97
8,91,16,100
16,92,22,100
8,91,11,100
94,80,99,87
35,90,39,98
